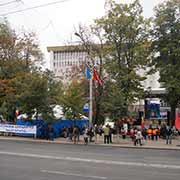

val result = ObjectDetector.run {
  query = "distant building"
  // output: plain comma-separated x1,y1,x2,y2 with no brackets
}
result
47,45,161,88
47,45,91,83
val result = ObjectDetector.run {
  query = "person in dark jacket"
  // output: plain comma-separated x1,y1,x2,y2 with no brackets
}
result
88,127,94,142
40,125,45,139
47,123,54,141
165,126,173,144
73,126,79,144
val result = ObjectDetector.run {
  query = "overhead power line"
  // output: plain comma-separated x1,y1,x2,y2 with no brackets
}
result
0,0,21,7
0,0,70,16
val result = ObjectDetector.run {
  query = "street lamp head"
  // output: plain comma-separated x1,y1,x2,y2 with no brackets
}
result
74,32,80,37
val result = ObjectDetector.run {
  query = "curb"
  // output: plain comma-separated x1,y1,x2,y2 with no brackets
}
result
0,136,180,151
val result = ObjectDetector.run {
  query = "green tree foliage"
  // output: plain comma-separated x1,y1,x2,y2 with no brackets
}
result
61,80,86,120
0,19,18,62
95,0,151,116
153,0,180,124
0,79,15,121
0,19,62,122
0,20,26,121
101,81,126,120
10,71,63,121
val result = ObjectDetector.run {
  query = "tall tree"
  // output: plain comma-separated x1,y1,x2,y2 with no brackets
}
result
153,0,180,125
101,81,126,120
61,80,86,120
0,19,60,122
0,19,43,73
10,71,63,121
0,19,27,120
96,0,151,116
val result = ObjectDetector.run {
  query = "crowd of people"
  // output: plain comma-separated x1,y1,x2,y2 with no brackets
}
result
128,125,174,146
55,124,104,145
1,114,179,146
114,119,179,146
39,119,179,146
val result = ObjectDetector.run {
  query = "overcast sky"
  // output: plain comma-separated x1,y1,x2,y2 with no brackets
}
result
0,0,165,68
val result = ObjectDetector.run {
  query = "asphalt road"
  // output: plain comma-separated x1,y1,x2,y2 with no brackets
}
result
0,140,180,180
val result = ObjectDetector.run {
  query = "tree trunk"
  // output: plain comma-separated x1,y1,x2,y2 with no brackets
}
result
170,104,176,126
94,102,100,124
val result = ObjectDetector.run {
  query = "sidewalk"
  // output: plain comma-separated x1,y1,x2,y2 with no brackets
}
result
0,135,180,150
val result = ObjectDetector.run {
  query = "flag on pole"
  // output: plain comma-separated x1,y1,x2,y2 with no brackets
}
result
175,110,180,131
141,116,145,129
15,103,19,118
85,66,92,79
92,68,103,86
15,108,19,118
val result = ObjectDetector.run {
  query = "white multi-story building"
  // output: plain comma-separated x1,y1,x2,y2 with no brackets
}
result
47,45,91,83
47,44,161,89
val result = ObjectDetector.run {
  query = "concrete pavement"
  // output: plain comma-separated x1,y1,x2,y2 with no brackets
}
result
0,134,180,150
1,140,180,180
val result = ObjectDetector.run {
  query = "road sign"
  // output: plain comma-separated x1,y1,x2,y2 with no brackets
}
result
83,103,89,113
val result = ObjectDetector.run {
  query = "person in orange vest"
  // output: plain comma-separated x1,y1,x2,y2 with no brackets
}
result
152,128,156,140
147,127,152,140
154,126,159,141
129,128,135,141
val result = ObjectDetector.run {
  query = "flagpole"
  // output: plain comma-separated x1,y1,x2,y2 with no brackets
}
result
74,32,93,127
89,77,93,127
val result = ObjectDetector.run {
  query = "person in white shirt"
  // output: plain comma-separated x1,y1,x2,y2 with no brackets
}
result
134,129,143,146
83,127,89,145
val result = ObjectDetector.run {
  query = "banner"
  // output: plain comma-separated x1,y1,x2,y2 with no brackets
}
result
175,110,180,131
0,124,36,136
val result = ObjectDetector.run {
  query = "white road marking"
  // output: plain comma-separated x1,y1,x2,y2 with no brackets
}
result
41,170,107,179
0,151,180,170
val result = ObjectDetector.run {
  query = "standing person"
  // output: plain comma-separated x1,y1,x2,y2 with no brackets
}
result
88,127,94,142
103,125,110,144
121,127,126,139
147,127,152,140
134,128,143,146
83,127,89,145
77,126,80,142
142,127,147,141
154,126,159,141
129,128,135,141
73,126,79,144
123,121,128,136
98,124,103,136
151,128,155,140
62,127,68,138
109,125,113,143
40,125,45,139
165,125,173,144
47,123,54,141
94,124,99,144
68,126,73,142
